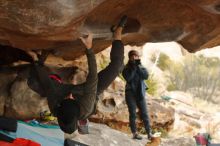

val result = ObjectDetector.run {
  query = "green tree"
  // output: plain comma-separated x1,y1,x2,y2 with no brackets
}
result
167,54,220,102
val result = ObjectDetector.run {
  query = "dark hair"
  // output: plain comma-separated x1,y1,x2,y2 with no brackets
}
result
128,50,139,58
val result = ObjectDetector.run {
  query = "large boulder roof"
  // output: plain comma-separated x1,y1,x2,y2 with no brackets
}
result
0,0,220,60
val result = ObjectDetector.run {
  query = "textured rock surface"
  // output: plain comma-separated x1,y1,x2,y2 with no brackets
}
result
67,123,195,146
1,0,220,62
0,73,17,115
69,123,149,146
160,137,196,146
5,77,48,119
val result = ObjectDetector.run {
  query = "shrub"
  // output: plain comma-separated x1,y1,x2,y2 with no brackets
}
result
157,53,172,71
146,74,158,96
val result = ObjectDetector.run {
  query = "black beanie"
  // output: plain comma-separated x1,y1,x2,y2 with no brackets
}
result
128,50,139,58
57,99,80,133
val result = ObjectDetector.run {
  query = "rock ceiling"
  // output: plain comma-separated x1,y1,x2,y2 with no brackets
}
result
0,0,220,60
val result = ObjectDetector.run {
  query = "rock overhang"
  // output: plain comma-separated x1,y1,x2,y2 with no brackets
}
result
0,0,220,61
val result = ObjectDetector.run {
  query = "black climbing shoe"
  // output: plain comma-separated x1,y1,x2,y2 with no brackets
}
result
111,15,128,32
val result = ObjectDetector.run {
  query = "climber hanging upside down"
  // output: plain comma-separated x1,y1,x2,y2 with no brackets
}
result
28,15,127,134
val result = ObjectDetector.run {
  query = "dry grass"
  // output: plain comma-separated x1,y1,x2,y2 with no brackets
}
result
192,98,220,142
192,97,220,113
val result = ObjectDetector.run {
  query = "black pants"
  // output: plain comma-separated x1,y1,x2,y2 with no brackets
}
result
97,40,124,95
87,40,124,116
125,91,151,135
